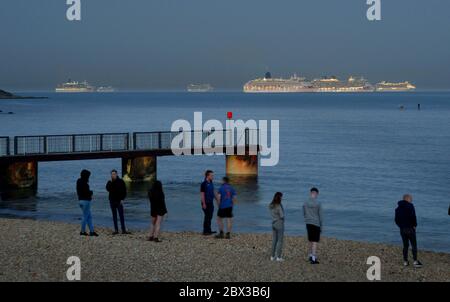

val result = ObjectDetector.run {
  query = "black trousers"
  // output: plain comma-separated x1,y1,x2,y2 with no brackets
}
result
202,203,214,233
400,227,418,261
110,202,126,232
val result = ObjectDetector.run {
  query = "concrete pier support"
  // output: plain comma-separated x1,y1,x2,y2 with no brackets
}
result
226,155,258,176
121,156,157,183
0,161,38,198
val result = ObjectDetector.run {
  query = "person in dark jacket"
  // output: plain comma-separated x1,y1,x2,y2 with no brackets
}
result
395,194,422,267
106,169,130,235
147,180,167,242
76,169,98,236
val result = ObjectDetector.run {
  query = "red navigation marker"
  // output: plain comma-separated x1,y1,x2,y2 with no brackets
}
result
227,112,233,119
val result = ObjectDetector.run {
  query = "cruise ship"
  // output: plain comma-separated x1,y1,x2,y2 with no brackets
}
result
244,73,374,93
96,86,116,92
312,76,374,92
55,80,95,93
243,72,314,93
375,81,416,92
187,84,214,92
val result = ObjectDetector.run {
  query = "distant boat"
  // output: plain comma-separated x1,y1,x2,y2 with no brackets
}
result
96,86,116,93
243,72,375,93
55,80,95,93
375,81,416,92
187,84,214,92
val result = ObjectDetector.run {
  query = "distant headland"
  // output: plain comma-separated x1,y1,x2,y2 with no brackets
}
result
0,89,48,99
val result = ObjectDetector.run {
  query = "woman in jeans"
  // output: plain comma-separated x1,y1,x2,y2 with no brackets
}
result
147,180,167,242
269,192,284,261
76,169,98,236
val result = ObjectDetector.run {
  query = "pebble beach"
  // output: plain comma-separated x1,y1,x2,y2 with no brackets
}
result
0,218,448,282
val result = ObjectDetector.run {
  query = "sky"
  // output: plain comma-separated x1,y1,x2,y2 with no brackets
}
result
1,0,450,90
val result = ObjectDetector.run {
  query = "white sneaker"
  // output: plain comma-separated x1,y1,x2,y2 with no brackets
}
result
413,261,423,268
270,256,275,261
403,261,410,267
276,257,284,262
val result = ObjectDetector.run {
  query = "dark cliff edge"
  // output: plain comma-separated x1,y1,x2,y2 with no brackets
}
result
0,89,48,99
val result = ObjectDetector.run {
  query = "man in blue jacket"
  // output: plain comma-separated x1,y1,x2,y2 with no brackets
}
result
395,194,422,268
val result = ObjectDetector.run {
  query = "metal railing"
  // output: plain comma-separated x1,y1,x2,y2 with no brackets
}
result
14,133,129,155
133,129,259,151
0,137,9,156
1,129,259,156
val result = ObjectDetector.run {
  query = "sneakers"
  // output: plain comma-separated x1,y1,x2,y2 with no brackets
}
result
147,236,154,241
270,256,275,261
215,232,231,239
215,231,225,239
403,260,423,268
89,232,99,237
275,257,284,262
203,231,217,236
122,230,132,235
153,238,162,243
112,231,119,235
413,260,423,268
80,232,88,236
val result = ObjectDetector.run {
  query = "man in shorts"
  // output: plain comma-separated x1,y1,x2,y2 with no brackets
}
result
215,177,237,239
303,187,323,264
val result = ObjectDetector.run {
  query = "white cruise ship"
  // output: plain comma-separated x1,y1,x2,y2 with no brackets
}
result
55,80,95,93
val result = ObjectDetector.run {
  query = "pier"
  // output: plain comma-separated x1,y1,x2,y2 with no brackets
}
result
0,130,259,196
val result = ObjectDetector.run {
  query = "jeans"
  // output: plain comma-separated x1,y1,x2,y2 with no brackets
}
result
400,227,418,261
271,225,284,258
202,202,214,233
79,200,94,233
110,202,126,232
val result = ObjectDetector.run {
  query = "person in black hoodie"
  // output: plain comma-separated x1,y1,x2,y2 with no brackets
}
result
395,194,422,267
106,169,130,235
76,169,98,236
147,180,167,242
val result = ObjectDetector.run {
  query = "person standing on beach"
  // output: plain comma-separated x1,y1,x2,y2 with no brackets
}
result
76,169,98,237
303,187,323,264
269,192,284,261
106,170,130,235
395,194,423,267
148,180,168,242
200,170,217,235
215,177,237,239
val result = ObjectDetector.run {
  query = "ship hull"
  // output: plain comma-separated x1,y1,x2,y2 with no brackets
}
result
55,88,95,93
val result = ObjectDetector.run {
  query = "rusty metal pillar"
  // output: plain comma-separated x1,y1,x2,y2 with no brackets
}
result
0,161,38,198
121,156,157,184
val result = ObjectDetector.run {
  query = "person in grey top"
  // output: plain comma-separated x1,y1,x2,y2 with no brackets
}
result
303,187,323,264
269,192,285,261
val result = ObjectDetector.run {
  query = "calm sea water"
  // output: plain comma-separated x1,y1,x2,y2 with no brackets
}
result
1,92,449,252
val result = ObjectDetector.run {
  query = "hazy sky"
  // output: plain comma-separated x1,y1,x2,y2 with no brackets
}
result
1,0,450,90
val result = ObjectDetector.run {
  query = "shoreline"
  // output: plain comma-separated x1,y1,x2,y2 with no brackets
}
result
0,217,448,282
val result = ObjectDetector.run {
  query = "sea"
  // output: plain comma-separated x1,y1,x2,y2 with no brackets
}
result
1,91,449,252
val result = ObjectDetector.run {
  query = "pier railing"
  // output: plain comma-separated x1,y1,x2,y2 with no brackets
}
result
1,129,259,157
133,129,259,151
14,133,129,155
0,137,9,156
